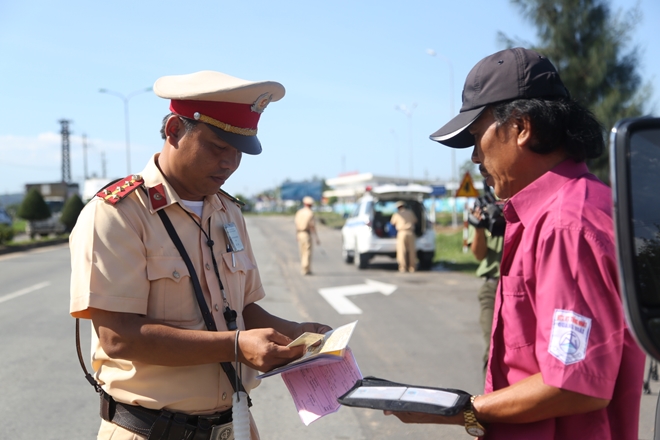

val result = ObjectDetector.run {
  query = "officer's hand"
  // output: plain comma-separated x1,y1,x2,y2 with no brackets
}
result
293,321,333,338
237,328,305,372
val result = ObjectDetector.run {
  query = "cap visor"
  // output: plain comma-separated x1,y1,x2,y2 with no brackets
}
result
206,124,262,155
429,107,485,148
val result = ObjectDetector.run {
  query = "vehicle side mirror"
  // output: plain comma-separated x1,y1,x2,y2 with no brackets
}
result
611,116,660,360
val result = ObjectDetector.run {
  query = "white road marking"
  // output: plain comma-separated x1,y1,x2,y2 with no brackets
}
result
318,279,397,315
0,281,51,304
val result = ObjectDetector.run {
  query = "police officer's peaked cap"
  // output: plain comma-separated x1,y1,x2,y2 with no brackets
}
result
154,71,285,155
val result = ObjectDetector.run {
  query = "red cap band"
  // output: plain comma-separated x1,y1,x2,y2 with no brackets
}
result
170,99,261,132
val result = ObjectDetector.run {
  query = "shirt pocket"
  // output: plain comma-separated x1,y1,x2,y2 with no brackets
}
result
500,275,536,349
146,256,200,325
221,251,256,305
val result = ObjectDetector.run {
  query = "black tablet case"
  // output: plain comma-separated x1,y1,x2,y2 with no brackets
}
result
337,376,471,416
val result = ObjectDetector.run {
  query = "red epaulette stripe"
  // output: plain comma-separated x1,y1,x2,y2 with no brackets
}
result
96,174,144,205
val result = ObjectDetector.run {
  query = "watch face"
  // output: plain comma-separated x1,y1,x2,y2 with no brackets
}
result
467,425,486,436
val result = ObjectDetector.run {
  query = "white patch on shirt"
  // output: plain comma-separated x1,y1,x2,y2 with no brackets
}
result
548,309,592,365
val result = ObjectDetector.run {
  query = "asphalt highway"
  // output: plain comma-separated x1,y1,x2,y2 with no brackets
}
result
0,216,656,439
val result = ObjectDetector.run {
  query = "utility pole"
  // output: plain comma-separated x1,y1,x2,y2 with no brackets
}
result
395,104,417,181
101,151,107,179
390,129,399,178
99,87,152,174
427,49,458,226
59,119,72,183
82,134,88,180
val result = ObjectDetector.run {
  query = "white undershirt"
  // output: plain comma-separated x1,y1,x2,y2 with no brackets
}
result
181,200,204,218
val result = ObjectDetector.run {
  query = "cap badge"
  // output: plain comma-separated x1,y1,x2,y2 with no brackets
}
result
251,93,273,114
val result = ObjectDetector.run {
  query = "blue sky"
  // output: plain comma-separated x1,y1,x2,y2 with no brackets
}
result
1,0,658,198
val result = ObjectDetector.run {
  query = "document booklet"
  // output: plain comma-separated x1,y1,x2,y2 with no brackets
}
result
281,347,362,425
337,376,471,416
256,320,358,379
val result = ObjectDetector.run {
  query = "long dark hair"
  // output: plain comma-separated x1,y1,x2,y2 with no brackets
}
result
490,98,604,162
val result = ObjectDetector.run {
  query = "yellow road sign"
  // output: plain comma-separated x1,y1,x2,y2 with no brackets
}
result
456,172,480,197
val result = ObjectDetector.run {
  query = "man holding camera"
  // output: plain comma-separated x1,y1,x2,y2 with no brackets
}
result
386,47,644,439
467,187,504,374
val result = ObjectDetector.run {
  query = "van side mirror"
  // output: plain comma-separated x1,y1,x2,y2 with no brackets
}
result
611,117,660,360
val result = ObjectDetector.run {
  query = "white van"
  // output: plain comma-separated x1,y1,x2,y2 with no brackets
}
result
341,184,436,270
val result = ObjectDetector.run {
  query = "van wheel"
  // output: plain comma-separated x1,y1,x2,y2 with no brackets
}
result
355,252,370,269
342,242,354,264
418,251,435,270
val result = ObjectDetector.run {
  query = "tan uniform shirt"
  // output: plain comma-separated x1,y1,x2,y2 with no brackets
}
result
390,208,417,232
70,154,265,414
294,206,315,233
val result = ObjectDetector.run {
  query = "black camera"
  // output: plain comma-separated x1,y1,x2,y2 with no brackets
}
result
467,184,506,236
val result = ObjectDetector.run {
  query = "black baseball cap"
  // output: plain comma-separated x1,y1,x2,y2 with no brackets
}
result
430,47,569,148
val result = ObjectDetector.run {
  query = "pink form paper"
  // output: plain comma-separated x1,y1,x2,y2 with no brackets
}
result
281,347,362,426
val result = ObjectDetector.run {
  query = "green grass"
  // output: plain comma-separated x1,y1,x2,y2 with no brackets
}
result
12,219,26,233
315,212,346,229
434,227,480,275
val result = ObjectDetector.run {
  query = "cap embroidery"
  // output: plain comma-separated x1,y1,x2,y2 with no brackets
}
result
251,93,273,114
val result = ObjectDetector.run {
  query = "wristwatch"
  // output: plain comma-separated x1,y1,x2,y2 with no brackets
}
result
464,395,486,437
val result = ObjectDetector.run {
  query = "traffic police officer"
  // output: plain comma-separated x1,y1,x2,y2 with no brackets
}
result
294,196,320,275
390,201,417,272
70,70,331,440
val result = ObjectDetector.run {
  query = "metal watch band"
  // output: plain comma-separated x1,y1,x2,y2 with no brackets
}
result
464,395,486,437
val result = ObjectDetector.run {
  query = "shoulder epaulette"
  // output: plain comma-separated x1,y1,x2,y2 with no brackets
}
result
96,174,144,205
218,188,245,207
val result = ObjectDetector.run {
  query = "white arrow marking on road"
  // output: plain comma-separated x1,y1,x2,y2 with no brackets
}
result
0,281,51,305
318,279,397,315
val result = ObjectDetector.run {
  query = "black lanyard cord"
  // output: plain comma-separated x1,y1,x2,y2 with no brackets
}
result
180,206,238,330
76,193,249,405
155,204,249,404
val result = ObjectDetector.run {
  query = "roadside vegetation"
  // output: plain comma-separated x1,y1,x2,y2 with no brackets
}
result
433,226,479,275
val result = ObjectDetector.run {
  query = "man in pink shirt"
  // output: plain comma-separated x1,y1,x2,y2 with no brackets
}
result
386,47,645,439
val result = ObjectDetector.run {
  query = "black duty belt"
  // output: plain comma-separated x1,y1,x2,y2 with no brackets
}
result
100,389,232,440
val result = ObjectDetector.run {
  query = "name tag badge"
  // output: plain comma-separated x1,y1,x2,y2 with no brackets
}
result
223,222,245,252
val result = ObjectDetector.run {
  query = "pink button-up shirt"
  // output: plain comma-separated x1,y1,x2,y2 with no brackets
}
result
484,159,645,439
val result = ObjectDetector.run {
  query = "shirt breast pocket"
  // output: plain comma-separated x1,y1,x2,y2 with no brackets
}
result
221,252,256,299
146,256,199,325
500,275,536,349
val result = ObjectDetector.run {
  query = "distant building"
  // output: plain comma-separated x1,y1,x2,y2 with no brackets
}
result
324,172,418,201
324,171,484,215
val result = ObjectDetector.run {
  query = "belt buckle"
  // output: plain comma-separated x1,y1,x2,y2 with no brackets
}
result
210,422,233,440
